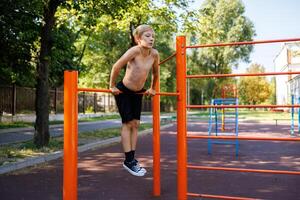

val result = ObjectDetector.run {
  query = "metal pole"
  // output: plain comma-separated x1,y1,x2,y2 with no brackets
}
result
291,94,294,135
63,70,78,200
152,64,161,196
11,83,16,115
176,36,187,200
298,97,300,134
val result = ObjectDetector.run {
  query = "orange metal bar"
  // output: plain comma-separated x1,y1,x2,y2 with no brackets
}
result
176,36,187,200
159,53,176,65
187,134,300,141
187,165,300,175
186,37,300,48
153,64,161,196
157,92,179,96
186,71,300,79
187,192,257,200
77,87,178,96
187,104,300,109
78,88,111,93
63,71,78,200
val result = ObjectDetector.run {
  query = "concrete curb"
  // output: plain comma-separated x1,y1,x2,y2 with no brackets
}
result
0,123,174,175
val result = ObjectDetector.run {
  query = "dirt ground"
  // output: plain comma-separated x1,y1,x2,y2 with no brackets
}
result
0,120,299,200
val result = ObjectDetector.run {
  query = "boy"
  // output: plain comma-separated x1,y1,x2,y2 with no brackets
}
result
109,25,159,176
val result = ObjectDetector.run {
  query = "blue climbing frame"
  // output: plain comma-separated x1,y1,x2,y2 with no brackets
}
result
208,98,239,156
291,94,300,135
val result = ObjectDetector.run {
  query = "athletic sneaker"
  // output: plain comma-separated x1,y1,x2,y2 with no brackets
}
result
123,160,145,176
133,159,147,174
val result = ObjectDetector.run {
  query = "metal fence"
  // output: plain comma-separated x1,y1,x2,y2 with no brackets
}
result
0,85,158,115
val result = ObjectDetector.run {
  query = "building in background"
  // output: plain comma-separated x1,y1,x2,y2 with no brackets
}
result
274,42,300,109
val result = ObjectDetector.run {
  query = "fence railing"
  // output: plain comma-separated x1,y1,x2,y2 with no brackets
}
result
0,85,169,115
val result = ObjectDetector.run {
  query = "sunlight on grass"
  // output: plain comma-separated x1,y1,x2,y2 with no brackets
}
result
0,123,153,166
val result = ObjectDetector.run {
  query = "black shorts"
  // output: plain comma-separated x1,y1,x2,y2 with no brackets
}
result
114,81,145,123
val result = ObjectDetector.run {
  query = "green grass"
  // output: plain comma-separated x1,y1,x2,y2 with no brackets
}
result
0,114,120,129
0,138,63,166
0,123,153,166
0,121,34,129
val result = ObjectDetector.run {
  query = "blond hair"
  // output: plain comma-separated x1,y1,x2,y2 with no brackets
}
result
133,24,154,44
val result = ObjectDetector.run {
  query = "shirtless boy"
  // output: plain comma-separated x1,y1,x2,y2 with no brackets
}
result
109,25,159,176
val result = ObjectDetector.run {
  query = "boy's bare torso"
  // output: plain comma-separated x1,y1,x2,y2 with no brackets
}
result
123,46,157,91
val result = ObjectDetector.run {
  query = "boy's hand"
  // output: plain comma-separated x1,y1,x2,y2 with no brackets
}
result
145,88,156,96
110,87,121,95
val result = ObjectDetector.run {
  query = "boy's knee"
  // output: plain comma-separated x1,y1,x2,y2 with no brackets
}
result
123,120,140,129
130,120,140,129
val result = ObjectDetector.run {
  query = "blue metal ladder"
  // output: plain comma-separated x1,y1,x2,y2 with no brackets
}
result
208,98,239,156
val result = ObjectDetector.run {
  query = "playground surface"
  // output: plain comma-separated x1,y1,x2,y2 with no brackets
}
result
0,120,299,200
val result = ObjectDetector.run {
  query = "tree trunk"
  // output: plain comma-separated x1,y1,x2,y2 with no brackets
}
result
34,0,63,147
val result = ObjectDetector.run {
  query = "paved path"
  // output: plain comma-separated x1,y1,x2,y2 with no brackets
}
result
0,122,300,200
0,116,153,145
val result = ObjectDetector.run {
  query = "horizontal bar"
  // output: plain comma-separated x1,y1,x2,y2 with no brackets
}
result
187,192,257,200
157,92,180,96
186,71,300,79
187,165,300,175
186,37,300,48
77,88,179,96
187,104,300,108
159,53,176,65
187,134,300,141
78,88,111,93
210,141,237,145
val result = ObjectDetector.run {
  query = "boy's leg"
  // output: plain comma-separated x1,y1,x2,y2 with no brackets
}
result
130,119,140,151
121,122,132,153
130,119,147,174
121,121,145,176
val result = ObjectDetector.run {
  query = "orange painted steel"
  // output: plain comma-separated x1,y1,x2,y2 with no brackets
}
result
186,71,300,79
186,37,300,48
179,37,300,199
159,52,176,65
63,71,78,200
187,165,300,175
187,134,300,141
63,51,178,199
152,65,161,196
187,104,300,109
77,87,178,96
187,192,257,200
176,36,187,200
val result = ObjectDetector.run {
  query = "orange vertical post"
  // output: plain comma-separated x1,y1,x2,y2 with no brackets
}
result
152,65,161,196
63,71,78,200
176,36,187,200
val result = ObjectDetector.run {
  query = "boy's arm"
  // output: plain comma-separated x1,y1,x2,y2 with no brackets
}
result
147,50,160,95
109,47,138,94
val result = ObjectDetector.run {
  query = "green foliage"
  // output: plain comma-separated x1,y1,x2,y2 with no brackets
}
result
0,0,43,86
238,63,272,105
74,0,184,109
49,23,81,87
182,0,256,104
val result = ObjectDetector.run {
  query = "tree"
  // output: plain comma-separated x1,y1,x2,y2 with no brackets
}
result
34,0,65,147
238,63,271,106
182,0,256,103
34,0,143,147
76,0,188,110
0,0,43,87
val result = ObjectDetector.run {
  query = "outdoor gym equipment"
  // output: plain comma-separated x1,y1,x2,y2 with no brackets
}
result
208,98,239,156
64,36,300,200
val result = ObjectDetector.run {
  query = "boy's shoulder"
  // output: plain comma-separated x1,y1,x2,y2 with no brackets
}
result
128,46,159,57
127,46,140,54
151,48,159,57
